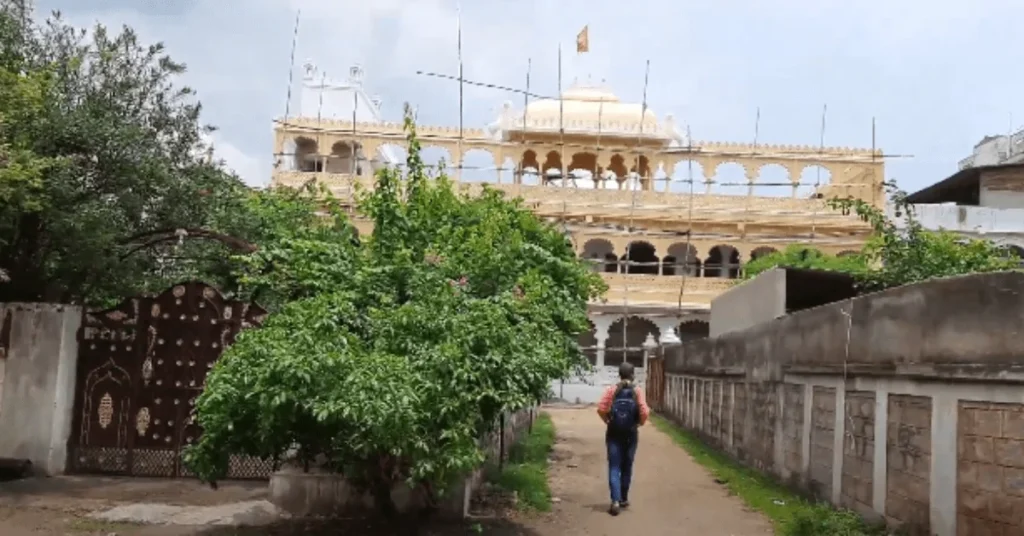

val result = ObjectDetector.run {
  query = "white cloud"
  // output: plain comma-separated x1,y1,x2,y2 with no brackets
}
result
208,135,266,186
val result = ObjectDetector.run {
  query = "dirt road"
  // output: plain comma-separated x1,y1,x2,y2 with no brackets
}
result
516,407,773,536
0,407,773,535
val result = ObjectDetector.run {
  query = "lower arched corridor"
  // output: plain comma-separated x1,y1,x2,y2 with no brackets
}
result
623,242,659,275
662,243,701,276
604,316,661,369
577,243,773,279
704,245,740,278
581,238,619,273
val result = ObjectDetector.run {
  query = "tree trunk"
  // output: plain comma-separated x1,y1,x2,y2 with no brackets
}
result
372,479,397,518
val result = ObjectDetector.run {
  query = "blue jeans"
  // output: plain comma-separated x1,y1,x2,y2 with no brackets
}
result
606,429,638,503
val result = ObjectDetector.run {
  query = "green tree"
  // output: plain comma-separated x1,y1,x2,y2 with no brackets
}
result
828,183,1017,291
0,6,257,304
742,244,868,280
184,109,605,515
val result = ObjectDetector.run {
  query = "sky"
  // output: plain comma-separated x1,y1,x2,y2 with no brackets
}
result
36,0,1024,194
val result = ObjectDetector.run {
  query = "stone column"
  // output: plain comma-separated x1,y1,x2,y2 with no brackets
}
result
651,317,679,338
638,334,655,375
591,314,615,369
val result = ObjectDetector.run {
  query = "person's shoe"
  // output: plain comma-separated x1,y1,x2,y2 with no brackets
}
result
620,500,630,509
609,502,621,516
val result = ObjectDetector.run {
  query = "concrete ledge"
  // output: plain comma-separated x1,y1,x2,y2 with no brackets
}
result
268,466,469,519
267,408,537,520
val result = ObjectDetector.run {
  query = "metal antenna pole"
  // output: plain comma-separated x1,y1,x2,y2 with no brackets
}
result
520,58,532,185
618,59,651,370
808,104,828,239
282,10,301,121
675,124,698,312
557,45,564,187
456,1,464,182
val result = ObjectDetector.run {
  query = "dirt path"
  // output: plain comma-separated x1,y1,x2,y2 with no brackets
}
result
519,407,774,536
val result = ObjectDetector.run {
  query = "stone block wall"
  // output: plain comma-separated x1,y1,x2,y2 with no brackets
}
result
956,401,1024,535
651,272,1024,536
809,386,836,501
884,395,932,531
841,391,875,516
781,384,804,480
659,373,1024,536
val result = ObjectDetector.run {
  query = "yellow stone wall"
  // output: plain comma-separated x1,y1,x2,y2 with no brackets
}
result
271,118,883,309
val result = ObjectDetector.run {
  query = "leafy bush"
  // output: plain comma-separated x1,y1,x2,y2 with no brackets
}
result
183,108,605,515
746,184,1018,291
828,183,1018,291
743,245,868,280
0,7,259,304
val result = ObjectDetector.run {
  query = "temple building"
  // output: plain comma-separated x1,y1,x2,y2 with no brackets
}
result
271,62,885,402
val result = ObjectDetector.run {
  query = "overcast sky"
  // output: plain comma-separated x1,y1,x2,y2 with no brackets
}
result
37,0,1024,193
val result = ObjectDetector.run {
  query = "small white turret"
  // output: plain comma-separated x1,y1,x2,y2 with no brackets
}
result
348,64,364,86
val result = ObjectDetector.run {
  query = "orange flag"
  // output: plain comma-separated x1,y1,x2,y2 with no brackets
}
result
576,25,589,54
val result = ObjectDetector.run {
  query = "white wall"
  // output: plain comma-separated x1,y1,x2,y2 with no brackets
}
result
0,303,81,474
979,187,1024,210
893,203,1024,236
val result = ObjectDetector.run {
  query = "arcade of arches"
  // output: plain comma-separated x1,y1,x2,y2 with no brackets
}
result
281,135,854,197
579,239,859,279
577,315,709,370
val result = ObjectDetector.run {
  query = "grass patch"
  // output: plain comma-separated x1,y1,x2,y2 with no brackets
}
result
651,415,888,536
487,412,556,512
66,517,142,534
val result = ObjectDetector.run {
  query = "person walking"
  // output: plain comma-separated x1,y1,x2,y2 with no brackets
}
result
596,361,651,516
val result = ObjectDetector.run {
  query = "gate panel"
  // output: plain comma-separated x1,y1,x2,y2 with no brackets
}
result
69,282,271,479
69,296,140,475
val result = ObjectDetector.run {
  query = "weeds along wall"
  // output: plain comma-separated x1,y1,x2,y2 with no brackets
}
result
649,271,1024,536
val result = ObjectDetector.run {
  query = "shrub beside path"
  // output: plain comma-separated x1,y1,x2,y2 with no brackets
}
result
516,407,773,535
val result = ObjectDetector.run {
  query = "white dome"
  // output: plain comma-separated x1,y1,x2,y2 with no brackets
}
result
498,83,667,140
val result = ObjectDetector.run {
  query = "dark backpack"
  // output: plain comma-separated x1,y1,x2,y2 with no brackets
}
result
608,383,639,432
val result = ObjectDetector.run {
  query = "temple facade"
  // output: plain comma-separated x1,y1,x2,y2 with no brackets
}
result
270,63,885,402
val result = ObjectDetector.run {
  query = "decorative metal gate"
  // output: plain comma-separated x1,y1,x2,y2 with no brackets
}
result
68,282,272,479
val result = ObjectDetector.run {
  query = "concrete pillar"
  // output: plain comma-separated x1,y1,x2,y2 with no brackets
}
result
0,303,82,475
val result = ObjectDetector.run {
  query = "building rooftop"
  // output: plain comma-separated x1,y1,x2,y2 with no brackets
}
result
905,162,1024,205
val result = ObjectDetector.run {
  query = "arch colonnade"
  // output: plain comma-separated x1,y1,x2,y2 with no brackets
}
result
579,238,859,279
274,117,885,203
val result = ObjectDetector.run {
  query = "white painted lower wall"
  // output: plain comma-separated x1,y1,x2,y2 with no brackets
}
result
552,365,648,404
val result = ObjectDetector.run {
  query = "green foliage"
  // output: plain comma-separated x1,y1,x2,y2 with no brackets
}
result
828,183,1018,291
487,413,556,512
743,245,868,280
0,6,268,305
745,184,1018,292
787,505,888,536
184,109,605,514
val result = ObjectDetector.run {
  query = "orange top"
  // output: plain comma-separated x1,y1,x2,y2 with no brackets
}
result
596,383,650,426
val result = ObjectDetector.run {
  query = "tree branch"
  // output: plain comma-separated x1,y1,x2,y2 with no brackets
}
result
118,228,256,261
